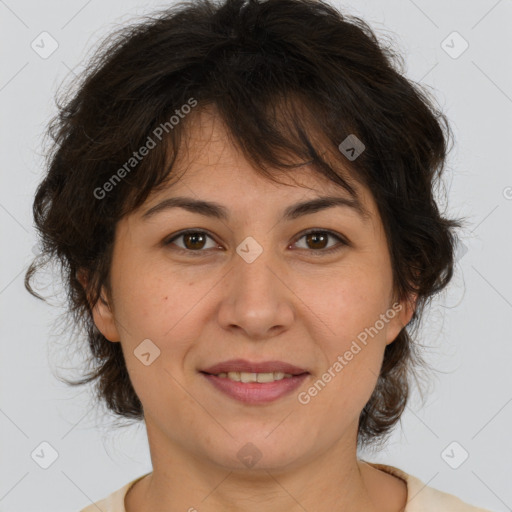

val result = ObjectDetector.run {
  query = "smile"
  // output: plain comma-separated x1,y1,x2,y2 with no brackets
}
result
213,371,294,382
201,372,309,404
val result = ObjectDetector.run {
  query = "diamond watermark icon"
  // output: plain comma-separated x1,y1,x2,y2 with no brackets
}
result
134,338,161,366
237,442,262,468
31,243,41,256
338,134,365,161
454,236,469,263
31,441,59,469
31,32,59,59
236,236,263,263
441,31,469,59
441,441,469,469
503,186,512,200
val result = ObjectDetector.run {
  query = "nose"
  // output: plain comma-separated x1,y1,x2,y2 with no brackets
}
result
216,241,295,340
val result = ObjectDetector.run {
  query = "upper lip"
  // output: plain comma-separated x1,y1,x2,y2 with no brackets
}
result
201,359,309,375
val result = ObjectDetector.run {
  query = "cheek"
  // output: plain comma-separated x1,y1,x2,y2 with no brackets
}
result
111,256,187,336
112,265,212,392
315,262,393,339
309,265,393,396
303,291,390,432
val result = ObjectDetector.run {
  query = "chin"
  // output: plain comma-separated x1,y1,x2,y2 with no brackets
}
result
200,432,306,473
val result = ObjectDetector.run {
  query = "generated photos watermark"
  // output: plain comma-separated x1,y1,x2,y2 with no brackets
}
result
297,301,403,405
93,97,198,200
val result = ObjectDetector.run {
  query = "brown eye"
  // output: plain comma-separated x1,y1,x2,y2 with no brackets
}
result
293,230,348,255
165,230,218,254
305,232,329,250
182,232,207,250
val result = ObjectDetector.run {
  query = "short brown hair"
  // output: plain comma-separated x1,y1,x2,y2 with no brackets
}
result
25,0,462,449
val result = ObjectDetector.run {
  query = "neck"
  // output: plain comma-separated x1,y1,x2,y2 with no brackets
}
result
126,443,387,512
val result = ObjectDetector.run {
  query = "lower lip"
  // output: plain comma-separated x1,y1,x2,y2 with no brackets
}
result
201,372,309,404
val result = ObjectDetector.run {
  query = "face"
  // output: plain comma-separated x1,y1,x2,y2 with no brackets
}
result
87,107,414,473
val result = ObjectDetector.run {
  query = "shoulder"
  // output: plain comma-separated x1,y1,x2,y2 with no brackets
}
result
363,461,495,512
78,473,150,512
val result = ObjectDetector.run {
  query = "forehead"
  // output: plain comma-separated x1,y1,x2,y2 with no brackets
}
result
146,105,373,212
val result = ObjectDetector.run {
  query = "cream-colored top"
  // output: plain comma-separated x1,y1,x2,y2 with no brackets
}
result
79,461,494,511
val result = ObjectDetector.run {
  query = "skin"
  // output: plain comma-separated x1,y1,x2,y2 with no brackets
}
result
81,106,415,512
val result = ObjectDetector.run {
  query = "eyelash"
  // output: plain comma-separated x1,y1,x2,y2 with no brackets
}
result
163,229,349,257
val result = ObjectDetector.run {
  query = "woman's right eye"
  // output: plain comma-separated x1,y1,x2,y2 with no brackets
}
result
164,230,219,255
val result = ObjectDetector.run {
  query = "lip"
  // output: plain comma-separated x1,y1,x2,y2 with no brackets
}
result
201,359,309,375
201,372,309,404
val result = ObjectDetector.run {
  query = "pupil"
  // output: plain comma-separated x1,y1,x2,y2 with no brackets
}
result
185,233,205,250
307,233,327,249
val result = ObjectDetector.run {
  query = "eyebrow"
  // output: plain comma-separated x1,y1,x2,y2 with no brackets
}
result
141,194,370,223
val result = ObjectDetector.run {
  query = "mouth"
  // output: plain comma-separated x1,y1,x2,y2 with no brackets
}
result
201,370,302,383
199,359,310,404
200,358,309,376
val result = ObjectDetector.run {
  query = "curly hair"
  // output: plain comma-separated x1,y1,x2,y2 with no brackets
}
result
25,0,462,450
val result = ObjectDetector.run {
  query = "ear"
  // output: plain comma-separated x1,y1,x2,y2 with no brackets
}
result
385,292,417,345
77,269,121,343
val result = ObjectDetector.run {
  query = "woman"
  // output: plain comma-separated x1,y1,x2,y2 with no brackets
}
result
25,0,493,510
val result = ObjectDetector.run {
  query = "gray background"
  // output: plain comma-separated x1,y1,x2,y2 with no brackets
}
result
1,0,511,511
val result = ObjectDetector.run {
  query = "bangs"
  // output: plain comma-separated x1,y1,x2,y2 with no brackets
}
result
120,91,365,219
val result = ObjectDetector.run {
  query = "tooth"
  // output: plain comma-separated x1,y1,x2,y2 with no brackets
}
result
256,372,276,383
217,371,299,382
240,372,258,383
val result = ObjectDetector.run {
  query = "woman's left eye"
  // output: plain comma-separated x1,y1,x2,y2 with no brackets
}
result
293,230,348,254
164,229,348,256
